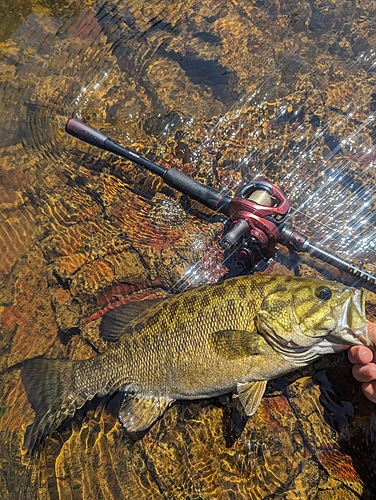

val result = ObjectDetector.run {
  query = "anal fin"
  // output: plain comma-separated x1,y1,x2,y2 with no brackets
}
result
119,394,174,432
237,380,267,416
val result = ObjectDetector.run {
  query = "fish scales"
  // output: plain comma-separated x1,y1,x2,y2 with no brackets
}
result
74,276,275,397
21,275,372,451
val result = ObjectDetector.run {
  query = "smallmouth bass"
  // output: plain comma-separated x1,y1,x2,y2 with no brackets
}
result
21,275,372,451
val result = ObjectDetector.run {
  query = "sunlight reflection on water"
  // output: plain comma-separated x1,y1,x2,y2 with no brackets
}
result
1,0,376,498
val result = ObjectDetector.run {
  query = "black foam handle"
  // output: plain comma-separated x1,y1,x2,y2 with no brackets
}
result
163,169,231,215
65,118,231,214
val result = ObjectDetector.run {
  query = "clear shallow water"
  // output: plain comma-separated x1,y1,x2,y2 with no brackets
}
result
1,0,375,280
0,0,376,498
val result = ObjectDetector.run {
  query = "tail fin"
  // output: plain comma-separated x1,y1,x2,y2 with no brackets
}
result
21,357,76,452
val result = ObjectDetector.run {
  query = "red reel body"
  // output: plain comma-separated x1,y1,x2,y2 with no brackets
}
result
221,180,291,254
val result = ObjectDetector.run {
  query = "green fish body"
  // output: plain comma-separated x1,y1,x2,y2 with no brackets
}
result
22,275,371,451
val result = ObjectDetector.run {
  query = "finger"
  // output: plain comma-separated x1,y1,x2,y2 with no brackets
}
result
352,363,376,383
362,380,376,404
348,345,374,365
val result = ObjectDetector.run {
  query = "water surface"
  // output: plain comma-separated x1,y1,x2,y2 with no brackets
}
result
0,0,376,498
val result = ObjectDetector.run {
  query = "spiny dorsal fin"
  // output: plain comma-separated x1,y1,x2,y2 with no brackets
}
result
100,297,168,341
211,329,266,359
118,394,174,432
237,380,268,416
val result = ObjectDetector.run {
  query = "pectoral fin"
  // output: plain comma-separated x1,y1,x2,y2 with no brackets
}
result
118,394,174,432
237,380,268,416
100,297,169,341
211,329,267,359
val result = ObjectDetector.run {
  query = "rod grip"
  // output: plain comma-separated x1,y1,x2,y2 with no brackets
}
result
220,219,249,250
163,169,231,215
65,118,167,176
66,118,108,147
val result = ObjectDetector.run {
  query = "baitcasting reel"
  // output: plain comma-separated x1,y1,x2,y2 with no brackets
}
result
219,180,290,265
65,118,376,294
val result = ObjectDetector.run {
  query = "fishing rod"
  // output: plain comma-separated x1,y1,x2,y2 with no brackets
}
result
66,118,376,294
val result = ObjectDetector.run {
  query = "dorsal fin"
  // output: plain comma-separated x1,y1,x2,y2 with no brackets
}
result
100,298,168,341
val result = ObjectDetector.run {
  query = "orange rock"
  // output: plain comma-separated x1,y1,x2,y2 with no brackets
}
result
70,259,115,297
53,287,72,305
58,253,88,277
318,449,363,488
7,250,58,365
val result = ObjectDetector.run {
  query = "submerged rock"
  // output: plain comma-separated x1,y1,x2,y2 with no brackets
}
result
0,0,376,498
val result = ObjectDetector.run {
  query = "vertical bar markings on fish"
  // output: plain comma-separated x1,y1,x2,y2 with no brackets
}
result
21,275,372,452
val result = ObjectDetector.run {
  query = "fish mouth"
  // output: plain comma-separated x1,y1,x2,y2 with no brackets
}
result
349,324,373,346
329,289,372,347
327,324,372,347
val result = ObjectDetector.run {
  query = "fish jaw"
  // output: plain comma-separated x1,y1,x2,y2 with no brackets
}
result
328,289,372,347
327,323,372,348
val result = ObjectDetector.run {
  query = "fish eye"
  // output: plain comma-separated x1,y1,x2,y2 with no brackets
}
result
315,286,332,301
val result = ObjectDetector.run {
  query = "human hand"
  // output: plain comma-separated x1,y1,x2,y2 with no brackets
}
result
348,322,376,403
